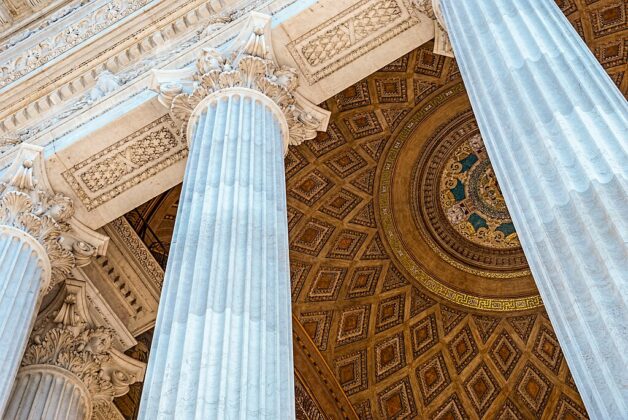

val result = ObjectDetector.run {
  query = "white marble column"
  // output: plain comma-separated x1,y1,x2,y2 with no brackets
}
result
0,227,50,412
0,144,106,415
2,278,145,420
140,13,328,419
0,145,74,413
3,366,91,420
140,87,295,419
436,0,627,417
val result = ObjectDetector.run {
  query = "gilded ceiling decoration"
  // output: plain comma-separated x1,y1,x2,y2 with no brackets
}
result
284,42,586,418
378,88,539,312
124,0,625,418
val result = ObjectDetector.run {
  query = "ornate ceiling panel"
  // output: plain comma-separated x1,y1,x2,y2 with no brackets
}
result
286,43,587,419
557,0,627,97
122,0,625,418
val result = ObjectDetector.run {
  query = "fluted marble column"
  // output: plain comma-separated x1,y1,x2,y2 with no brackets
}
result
140,87,295,419
0,144,79,413
2,278,145,420
140,13,328,419
3,366,91,419
0,144,105,415
0,227,50,412
437,0,627,417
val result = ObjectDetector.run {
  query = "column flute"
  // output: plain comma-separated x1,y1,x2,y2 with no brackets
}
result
139,13,329,419
432,0,627,417
0,144,105,413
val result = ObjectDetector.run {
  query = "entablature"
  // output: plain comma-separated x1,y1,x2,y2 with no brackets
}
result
1,0,436,231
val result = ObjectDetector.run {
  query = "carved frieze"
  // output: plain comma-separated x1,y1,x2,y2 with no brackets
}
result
286,0,421,84
61,114,186,211
107,216,164,289
0,0,153,89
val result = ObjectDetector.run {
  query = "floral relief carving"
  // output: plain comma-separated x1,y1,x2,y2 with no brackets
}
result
0,145,104,285
79,128,177,193
0,158,77,282
24,279,145,402
0,0,153,89
157,14,329,148
287,0,420,84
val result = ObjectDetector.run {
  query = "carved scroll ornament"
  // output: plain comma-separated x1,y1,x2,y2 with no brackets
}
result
24,279,145,402
412,0,454,57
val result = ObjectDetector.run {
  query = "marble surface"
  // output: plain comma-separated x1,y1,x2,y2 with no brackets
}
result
0,227,49,414
139,89,295,419
3,366,91,420
441,0,628,417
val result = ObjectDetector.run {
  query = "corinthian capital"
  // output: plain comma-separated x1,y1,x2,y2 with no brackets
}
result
152,12,330,150
412,0,454,57
23,278,145,402
0,144,108,286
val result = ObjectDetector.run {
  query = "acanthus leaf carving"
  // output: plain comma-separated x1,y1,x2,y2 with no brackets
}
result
156,12,330,150
24,278,145,402
0,144,107,286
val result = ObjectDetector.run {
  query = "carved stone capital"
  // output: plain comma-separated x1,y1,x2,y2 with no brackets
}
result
412,0,454,57
23,278,145,402
152,12,330,150
0,144,108,287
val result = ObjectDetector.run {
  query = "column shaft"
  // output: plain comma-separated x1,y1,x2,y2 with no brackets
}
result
0,227,49,412
139,88,294,419
439,0,627,417
3,366,91,420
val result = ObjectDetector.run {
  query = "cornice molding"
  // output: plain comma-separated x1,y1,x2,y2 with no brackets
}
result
0,143,108,286
0,0,154,90
0,0,233,147
153,12,330,149
23,277,145,402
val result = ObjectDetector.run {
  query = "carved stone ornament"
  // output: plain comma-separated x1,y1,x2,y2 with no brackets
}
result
152,12,330,149
0,144,108,286
23,278,145,402
412,0,454,57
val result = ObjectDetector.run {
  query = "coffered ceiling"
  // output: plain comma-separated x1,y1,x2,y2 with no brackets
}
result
119,0,625,418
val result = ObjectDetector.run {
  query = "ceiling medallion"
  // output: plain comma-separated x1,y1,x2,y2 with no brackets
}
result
441,138,517,248
413,111,529,274
378,83,541,311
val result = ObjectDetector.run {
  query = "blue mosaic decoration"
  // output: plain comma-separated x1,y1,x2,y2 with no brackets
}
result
440,134,519,249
